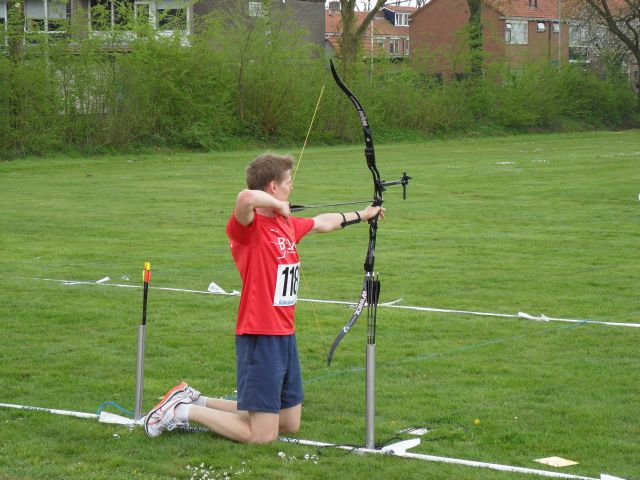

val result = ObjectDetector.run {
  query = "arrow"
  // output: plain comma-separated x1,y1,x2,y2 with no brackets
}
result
289,200,373,212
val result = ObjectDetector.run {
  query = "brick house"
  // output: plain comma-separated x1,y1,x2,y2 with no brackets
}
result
1,0,324,47
325,3,416,59
410,0,573,77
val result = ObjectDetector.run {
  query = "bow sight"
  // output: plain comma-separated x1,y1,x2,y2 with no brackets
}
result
377,171,411,201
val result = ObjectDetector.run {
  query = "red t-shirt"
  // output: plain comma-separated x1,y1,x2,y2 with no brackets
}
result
226,212,315,335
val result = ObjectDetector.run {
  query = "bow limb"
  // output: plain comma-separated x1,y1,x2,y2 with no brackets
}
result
329,60,383,209
326,276,368,365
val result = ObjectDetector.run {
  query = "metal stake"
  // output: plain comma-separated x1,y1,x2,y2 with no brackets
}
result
365,343,376,449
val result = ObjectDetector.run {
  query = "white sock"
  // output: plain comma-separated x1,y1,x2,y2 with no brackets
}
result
174,403,192,423
192,395,208,407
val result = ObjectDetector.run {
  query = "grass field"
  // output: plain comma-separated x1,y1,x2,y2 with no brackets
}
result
1,131,639,480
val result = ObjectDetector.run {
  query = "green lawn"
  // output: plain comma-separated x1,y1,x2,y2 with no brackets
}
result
1,131,639,479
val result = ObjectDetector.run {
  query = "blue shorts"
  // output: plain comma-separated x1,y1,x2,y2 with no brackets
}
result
235,334,304,414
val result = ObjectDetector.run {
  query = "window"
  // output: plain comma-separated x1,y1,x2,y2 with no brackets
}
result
505,20,527,45
569,24,590,63
536,22,545,32
552,22,560,33
158,8,185,30
156,0,186,30
529,0,537,6
24,0,45,31
47,0,70,31
248,1,263,17
134,2,151,27
569,46,589,62
569,24,589,47
87,0,188,32
389,38,400,54
89,0,113,30
113,0,135,28
88,0,136,30
395,12,408,27
23,0,70,32
1,2,6,30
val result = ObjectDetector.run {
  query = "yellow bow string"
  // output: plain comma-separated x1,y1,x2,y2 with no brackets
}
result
293,83,329,361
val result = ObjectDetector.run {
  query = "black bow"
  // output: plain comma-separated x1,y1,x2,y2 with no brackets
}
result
326,60,410,365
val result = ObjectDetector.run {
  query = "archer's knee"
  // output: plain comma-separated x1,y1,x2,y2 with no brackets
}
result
248,430,279,444
279,418,300,434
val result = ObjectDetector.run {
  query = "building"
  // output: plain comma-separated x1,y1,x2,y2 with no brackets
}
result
1,0,324,47
325,3,416,59
410,0,574,77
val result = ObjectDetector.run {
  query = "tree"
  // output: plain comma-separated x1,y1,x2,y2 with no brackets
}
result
6,1,25,61
573,0,640,108
337,0,388,77
467,0,483,78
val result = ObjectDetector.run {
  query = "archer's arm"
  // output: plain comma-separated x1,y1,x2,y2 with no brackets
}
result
311,205,384,233
234,189,290,226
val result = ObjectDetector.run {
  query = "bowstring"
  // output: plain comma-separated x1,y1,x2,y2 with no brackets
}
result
294,81,330,361
293,84,324,184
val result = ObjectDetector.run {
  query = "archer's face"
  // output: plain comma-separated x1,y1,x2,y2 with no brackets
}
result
272,170,293,201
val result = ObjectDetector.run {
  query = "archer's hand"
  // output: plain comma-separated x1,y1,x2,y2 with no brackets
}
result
362,204,385,221
277,200,291,218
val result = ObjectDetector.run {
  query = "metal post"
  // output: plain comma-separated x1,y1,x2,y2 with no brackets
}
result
134,323,146,420
365,343,376,449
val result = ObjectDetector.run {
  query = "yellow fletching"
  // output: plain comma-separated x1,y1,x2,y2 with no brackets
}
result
143,262,151,282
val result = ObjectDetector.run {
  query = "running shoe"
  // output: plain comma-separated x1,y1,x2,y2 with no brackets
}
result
144,384,191,437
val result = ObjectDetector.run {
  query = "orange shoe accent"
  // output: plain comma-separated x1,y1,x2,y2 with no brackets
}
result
148,382,187,416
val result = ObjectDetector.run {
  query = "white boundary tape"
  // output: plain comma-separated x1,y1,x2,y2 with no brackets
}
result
0,402,141,425
0,402,625,480
0,402,98,420
279,437,625,480
27,277,640,329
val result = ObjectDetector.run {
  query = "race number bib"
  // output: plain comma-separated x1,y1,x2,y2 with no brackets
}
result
273,263,300,306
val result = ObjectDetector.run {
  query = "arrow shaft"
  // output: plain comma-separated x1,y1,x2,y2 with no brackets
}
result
290,200,372,212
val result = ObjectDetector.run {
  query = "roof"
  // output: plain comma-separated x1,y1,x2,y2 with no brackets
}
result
411,0,596,21
381,5,418,13
325,8,415,36
487,0,562,20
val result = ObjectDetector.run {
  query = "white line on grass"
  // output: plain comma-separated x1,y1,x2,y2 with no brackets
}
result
26,277,640,329
0,402,626,480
